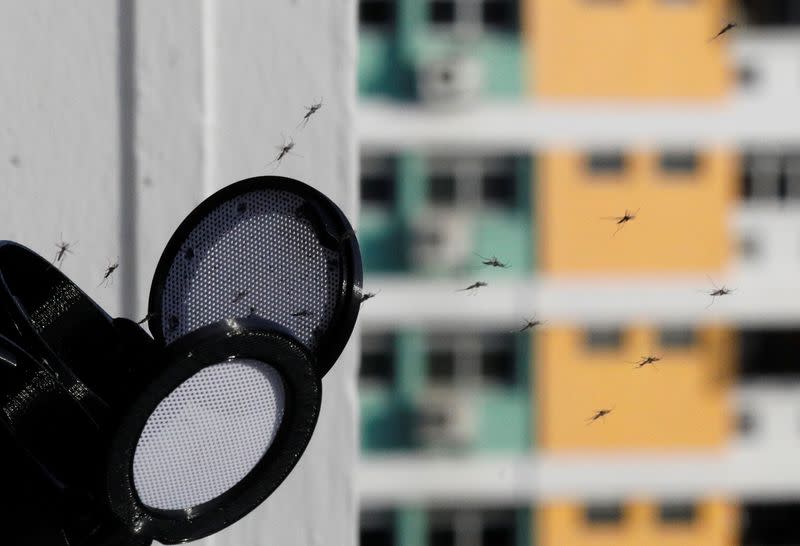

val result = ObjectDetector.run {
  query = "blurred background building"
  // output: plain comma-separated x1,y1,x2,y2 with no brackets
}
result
355,1,800,545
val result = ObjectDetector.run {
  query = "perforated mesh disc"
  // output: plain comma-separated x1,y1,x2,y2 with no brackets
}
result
149,177,362,376
132,359,285,511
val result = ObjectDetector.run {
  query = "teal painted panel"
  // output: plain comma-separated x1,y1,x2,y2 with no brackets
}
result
475,389,530,451
360,388,416,451
396,507,426,546
360,208,407,273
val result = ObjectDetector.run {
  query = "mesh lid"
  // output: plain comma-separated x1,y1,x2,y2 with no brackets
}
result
148,176,362,377
132,358,285,511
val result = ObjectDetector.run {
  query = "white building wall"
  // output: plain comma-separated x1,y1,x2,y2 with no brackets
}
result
0,2,357,545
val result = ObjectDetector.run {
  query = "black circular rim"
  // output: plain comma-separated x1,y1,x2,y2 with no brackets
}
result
146,176,363,378
106,317,322,544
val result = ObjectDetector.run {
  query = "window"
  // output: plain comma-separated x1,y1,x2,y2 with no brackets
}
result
428,510,457,546
739,329,800,379
659,502,697,524
743,153,782,199
740,1,800,26
659,151,699,175
428,348,456,383
586,151,626,175
427,155,523,208
361,156,396,207
659,327,696,349
360,0,396,27
360,509,395,546
742,503,800,546
480,334,516,385
429,0,518,30
584,503,623,525
481,509,517,546
585,327,623,350
429,173,458,205
482,0,518,30
482,157,518,208
430,0,457,24
360,333,396,386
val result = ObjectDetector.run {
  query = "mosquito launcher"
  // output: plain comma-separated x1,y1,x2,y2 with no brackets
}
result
0,176,362,545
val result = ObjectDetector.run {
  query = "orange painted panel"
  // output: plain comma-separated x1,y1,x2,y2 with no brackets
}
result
537,500,738,546
536,326,733,450
538,150,737,273
529,0,730,97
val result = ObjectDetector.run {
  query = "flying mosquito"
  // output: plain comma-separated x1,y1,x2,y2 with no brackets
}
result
268,135,296,170
457,281,487,294
475,253,510,269
514,316,545,333
53,237,75,267
704,276,735,309
360,290,378,304
709,22,737,42
137,311,158,326
99,260,119,287
631,355,661,369
291,309,310,317
586,408,614,424
602,208,639,236
298,99,323,128
232,290,248,304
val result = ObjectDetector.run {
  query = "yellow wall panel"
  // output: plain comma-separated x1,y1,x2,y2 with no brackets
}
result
529,0,730,97
538,150,736,273
536,326,733,450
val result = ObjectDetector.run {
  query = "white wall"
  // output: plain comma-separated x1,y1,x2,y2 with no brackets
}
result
0,2,357,545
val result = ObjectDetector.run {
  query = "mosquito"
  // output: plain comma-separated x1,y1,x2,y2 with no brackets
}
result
137,311,159,326
291,309,310,317
632,355,661,369
99,260,119,287
298,99,323,128
514,316,545,333
232,290,248,304
457,281,487,294
360,290,378,304
709,22,737,42
475,253,510,269
586,408,614,424
268,135,297,171
54,237,75,267
704,276,735,309
602,208,639,237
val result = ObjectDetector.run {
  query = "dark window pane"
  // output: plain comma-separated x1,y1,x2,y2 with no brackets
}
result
360,333,396,385
362,175,396,207
586,152,626,174
360,0,396,26
585,503,623,525
360,510,395,546
483,171,517,207
481,346,516,385
660,152,699,174
429,350,456,382
659,503,696,524
740,329,800,378
430,0,456,24
429,174,457,205
740,0,800,26
742,503,800,546
429,528,455,546
482,509,517,546
482,0,518,30
585,328,622,350
659,327,696,349
743,154,782,200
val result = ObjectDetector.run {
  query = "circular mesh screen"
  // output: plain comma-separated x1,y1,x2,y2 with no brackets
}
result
132,359,285,511
158,190,342,350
